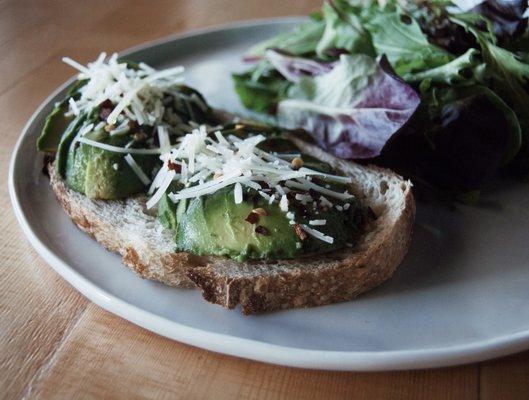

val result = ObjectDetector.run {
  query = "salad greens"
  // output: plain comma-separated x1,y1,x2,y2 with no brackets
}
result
272,51,420,158
233,0,529,199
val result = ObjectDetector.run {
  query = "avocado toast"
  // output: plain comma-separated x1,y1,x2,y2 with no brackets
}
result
39,53,414,314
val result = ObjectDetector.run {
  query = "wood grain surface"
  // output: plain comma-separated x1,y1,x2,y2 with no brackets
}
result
1,1,529,399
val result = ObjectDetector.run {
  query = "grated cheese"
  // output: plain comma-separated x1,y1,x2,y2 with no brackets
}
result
234,182,243,204
300,224,334,244
146,170,175,209
309,220,327,226
62,53,187,127
124,154,151,185
69,98,80,116
76,137,163,154
157,125,171,154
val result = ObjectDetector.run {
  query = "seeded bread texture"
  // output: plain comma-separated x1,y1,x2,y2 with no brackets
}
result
48,137,414,314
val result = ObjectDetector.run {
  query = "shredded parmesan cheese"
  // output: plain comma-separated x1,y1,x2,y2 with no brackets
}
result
124,154,151,185
76,137,163,154
62,53,186,126
234,182,243,204
146,170,175,209
300,224,334,244
309,220,327,226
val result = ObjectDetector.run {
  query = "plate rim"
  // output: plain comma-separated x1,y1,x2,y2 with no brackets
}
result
8,17,529,371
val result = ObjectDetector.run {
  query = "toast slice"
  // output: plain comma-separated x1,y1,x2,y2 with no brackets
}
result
48,137,414,314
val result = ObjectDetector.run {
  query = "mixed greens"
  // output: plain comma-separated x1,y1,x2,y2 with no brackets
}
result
233,0,529,199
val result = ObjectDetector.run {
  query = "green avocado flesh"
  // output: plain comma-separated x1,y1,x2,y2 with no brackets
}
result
161,184,361,262
37,79,87,153
174,187,302,260
65,132,158,199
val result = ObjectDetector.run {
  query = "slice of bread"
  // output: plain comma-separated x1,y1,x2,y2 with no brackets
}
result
48,137,415,314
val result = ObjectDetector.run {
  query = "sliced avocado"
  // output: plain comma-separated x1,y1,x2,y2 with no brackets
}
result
174,187,302,261
65,132,158,199
37,105,74,153
55,113,89,177
171,184,361,261
37,79,88,153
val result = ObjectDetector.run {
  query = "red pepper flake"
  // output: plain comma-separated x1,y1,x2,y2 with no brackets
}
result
308,188,320,200
258,181,270,189
99,100,114,121
167,161,181,172
100,99,113,108
293,223,307,241
286,191,296,201
255,225,269,235
99,107,112,121
245,212,259,224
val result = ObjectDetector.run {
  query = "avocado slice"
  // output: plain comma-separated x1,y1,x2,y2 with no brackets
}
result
55,112,90,177
65,132,158,199
156,132,363,261
37,105,74,153
174,186,302,261
169,184,361,261
37,79,87,153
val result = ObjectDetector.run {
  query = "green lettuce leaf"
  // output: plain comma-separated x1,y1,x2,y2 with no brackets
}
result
232,61,291,114
453,16,529,130
365,8,452,75
315,0,375,58
245,20,324,59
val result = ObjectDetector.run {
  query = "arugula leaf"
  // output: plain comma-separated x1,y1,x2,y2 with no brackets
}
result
475,86,522,163
403,48,480,85
315,0,375,58
406,1,477,54
437,85,521,163
276,54,420,159
433,88,512,189
364,8,452,75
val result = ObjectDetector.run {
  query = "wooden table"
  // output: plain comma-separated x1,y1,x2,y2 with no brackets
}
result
2,1,529,398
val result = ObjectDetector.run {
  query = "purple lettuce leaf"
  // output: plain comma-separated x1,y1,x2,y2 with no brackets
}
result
275,53,420,159
470,0,528,39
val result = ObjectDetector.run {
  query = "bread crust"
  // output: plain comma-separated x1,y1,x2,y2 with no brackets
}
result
48,139,415,314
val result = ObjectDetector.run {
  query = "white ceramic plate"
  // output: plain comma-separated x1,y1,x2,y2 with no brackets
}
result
9,18,529,371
